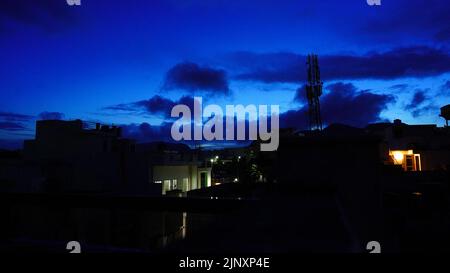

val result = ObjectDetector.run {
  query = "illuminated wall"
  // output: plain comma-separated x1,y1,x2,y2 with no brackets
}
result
389,150,422,171
153,165,212,195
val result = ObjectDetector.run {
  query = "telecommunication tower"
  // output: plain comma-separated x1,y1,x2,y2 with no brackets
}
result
305,54,323,131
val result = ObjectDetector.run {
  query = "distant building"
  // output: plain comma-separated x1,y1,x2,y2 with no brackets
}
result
153,165,211,195
19,120,212,195
23,119,135,192
367,119,450,171
131,142,211,195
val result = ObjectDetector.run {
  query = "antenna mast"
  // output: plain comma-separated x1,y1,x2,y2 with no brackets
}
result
305,54,323,131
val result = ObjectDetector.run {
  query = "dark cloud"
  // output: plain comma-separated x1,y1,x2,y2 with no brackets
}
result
228,47,450,83
134,96,176,116
227,51,303,83
293,84,307,104
404,89,437,118
411,106,436,118
104,95,194,119
163,62,230,95
0,0,78,32
133,96,194,117
321,83,394,126
0,121,26,131
121,119,253,147
0,112,33,122
121,122,173,143
38,111,65,120
359,0,450,43
390,84,409,91
406,90,427,110
281,82,394,129
0,112,33,132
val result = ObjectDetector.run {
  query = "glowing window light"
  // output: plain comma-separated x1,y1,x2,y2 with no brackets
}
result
392,152,404,163
388,150,422,171
389,150,413,165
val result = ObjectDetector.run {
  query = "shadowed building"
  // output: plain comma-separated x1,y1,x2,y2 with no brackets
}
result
20,120,212,195
367,118,450,171
23,120,135,192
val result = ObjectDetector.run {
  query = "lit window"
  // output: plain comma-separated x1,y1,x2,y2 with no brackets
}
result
172,179,178,189
389,150,422,171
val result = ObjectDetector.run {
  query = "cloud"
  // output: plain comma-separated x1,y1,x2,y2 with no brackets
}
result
403,89,437,118
281,82,394,129
227,47,450,83
406,90,427,110
357,0,450,44
293,85,307,104
38,111,65,120
121,122,173,143
0,111,33,132
0,0,78,32
389,84,409,91
0,112,34,122
0,121,26,131
121,119,253,148
163,62,230,95
104,95,194,119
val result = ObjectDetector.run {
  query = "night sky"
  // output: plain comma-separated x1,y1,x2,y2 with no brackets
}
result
1,0,449,149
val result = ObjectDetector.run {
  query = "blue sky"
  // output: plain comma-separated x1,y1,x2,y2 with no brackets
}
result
0,0,449,148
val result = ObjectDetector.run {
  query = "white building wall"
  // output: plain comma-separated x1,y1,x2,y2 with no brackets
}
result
152,165,212,195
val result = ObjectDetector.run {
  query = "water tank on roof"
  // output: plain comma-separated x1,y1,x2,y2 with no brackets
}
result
440,105,450,127
441,105,450,120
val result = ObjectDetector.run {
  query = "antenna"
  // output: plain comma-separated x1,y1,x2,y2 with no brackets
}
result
305,54,323,131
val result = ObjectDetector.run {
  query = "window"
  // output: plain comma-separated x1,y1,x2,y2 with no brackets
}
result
389,150,422,171
414,155,421,171
172,179,178,189
154,180,162,184
405,155,414,171
163,179,171,194
183,178,189,191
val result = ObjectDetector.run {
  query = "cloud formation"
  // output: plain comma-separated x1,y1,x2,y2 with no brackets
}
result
228,47,450,83
163,62,230,95
282,82,394,129
104,95,194,119
406,90,427,110
0,0,78,32
0,121,26,131
38,111,65,120
0,112,34,122
404,89,437,118
0,111,33,132
121,122,173,143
